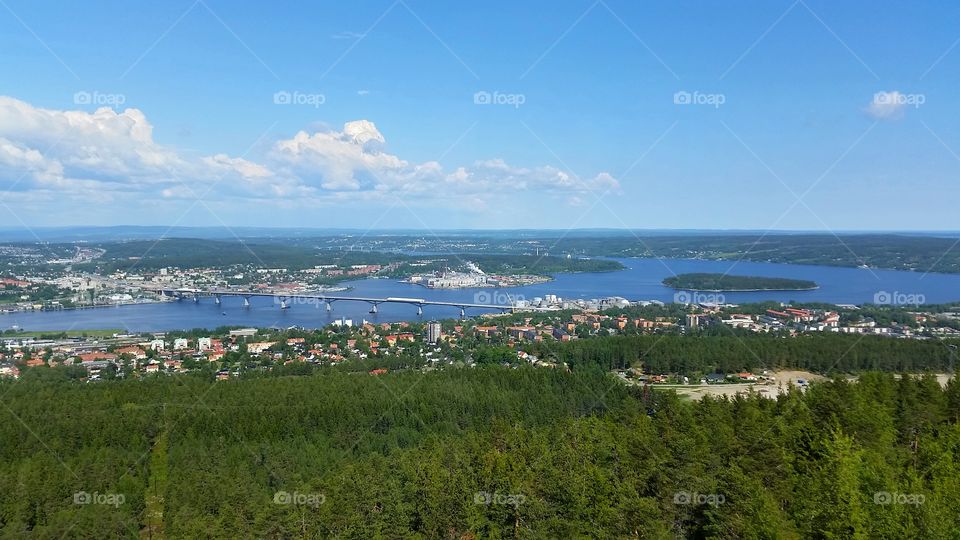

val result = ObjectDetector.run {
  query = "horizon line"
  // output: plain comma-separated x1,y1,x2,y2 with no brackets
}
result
1,225,959,234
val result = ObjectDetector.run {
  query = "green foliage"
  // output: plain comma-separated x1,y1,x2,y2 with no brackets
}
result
663,272,817,291
2,367,960,537
528,334,960,375
526,233,960,273
74,238,622,280
469,254,622,275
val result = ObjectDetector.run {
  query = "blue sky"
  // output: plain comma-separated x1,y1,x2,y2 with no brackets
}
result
0,0,958,231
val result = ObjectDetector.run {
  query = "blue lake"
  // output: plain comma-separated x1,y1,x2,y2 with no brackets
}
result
3,258,960,331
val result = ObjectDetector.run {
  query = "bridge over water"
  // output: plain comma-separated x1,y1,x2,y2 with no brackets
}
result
159,288,533,318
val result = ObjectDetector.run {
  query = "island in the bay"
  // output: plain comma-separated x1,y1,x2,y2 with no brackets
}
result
663,272,818,291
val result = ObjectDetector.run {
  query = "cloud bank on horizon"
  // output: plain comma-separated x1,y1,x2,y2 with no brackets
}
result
0,96,619,214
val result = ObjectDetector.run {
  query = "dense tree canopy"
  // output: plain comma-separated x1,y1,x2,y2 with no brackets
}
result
526,334,960,375
662,273,817,291
1,365,959,537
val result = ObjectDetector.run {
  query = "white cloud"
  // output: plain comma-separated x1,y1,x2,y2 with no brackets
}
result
201,154,273,179
0,97,182,185
271,122,620,198
0,137,62,186
272,122,406,191
0,96,618,213
0,96,297,201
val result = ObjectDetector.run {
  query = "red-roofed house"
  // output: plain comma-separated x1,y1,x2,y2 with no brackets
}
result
0,365,20,378
116,346,147,360
78,352,117,363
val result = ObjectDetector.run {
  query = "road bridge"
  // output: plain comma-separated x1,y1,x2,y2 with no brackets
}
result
159,288,533,318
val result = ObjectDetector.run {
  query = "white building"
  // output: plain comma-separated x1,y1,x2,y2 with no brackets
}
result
426,321,442,344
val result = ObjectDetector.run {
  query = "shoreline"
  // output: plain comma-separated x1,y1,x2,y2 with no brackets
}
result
412,278,554,290
662,272,819,293
613,254,958,275
667,285,821,292
1,300,159,314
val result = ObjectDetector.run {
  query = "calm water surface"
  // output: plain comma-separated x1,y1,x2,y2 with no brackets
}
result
3,258,959,331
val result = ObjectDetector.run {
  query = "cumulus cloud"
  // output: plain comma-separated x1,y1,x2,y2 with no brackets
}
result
0,96,296,200
272,121,406,190
0,138,63,187
271,122,620,197
866,91,923,120
0,96,619,212
0,97,181,189
201,154,272,179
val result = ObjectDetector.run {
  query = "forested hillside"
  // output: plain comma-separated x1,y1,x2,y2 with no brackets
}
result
527,333,960,374
1,367,959,537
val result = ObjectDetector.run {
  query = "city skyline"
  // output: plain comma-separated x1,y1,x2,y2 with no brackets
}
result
2,0,960,230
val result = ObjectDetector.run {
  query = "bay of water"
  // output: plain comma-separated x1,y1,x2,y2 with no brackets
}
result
3,258,960,332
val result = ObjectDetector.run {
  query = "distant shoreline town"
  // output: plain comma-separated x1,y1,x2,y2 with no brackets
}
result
2,297,959,384
405,268,551,289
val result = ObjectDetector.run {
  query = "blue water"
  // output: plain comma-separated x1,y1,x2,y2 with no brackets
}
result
3,258,959,331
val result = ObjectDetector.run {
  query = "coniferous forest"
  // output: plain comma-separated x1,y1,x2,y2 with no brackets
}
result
1,364,960,538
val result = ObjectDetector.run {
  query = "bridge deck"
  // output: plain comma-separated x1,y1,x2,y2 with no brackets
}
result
159,289,530,311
